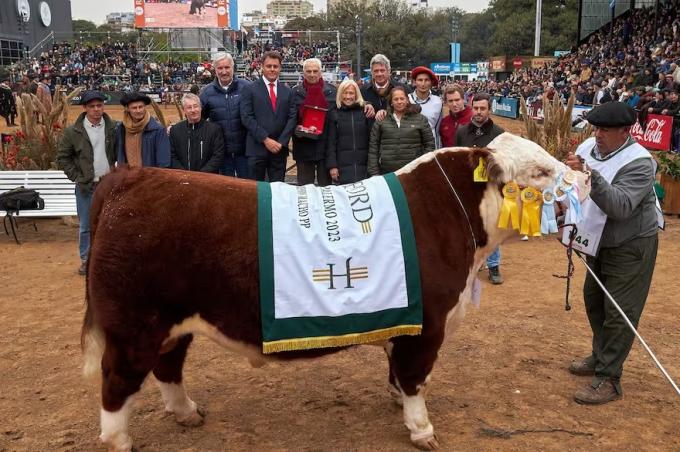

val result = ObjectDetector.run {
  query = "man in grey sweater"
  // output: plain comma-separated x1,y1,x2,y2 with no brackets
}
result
565,101,661,405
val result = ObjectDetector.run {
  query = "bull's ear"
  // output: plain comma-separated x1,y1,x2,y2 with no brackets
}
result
468,147,490,168
468,147,502,182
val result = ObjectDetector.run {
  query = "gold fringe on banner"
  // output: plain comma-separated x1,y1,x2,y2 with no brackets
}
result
262,325,423,354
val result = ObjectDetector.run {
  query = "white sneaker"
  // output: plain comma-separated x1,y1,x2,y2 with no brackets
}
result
521,235,529,241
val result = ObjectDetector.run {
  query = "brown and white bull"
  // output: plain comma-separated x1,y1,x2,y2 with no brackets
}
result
82,133,588,451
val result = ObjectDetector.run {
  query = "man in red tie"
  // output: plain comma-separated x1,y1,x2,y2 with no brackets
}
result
240,51,297,182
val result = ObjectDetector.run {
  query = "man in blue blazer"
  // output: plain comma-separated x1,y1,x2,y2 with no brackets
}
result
240,51,297,182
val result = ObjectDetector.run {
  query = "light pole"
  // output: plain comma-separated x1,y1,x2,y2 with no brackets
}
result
451,15,459,43
355,15,362,81
534,0,542,56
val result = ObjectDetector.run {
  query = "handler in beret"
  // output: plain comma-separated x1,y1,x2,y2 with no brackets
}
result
565,101,662,405
115,92,170,168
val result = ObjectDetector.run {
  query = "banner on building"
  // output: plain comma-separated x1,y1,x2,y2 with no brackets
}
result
134,0,145,28
491,96,519,119
631,114,673,151
217,0,229,28
489,57,507,73
450,43,461,64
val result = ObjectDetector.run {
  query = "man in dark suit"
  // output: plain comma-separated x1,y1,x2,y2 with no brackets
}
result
240,51,297,182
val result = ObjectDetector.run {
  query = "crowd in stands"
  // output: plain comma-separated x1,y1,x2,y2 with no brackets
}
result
240,40,340,76
6,41,216,95
450,0,680,113
5,38,342,95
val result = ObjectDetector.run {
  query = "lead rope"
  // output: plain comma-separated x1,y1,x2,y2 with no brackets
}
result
553,223,578,311
433,155,477,251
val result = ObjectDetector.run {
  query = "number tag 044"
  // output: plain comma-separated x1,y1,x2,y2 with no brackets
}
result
570,229,598,256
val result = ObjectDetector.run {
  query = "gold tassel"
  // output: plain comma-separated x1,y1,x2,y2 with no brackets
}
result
497,181,521,230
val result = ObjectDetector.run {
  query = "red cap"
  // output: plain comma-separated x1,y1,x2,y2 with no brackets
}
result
411,66,438,87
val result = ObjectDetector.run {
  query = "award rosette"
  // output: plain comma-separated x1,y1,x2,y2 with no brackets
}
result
555,171,582,225
520,187,542,237
497,181,521,230
541,188,558,234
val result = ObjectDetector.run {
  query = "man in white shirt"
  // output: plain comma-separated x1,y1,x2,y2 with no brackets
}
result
57,91,118,275
408,66,443,148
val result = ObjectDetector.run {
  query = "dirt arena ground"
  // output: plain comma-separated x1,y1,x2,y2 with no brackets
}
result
1,109,679,451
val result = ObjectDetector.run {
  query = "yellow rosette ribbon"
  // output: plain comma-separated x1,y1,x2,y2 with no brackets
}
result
520,187,543,237
497,181,521,230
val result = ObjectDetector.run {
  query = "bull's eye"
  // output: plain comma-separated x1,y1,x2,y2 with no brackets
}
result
534,169,551,179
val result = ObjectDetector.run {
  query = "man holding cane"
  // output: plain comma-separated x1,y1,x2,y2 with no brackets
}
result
565,101,662,405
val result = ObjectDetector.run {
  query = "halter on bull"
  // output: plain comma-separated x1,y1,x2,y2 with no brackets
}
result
82,133,588,451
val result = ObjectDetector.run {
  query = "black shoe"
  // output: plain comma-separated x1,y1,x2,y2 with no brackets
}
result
488,266,503,284
78,262,87,276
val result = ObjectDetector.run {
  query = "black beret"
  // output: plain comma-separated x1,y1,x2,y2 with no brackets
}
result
120,92,151,106
585,101,637,127
80,90,106,105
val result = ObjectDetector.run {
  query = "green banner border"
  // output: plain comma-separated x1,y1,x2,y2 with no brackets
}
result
258,176,422,344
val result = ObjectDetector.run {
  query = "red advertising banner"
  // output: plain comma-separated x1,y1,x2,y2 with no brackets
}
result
631,114,673,151
134,0,145,28
217,0,228,28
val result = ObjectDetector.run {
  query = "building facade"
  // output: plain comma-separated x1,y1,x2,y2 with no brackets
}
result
0,0,73,66
266,0,313,19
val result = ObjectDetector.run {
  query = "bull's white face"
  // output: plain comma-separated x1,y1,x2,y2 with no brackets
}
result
486,133,590,200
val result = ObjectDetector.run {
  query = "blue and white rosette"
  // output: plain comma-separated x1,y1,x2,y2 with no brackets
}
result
555,172,583,225
541,187,558,235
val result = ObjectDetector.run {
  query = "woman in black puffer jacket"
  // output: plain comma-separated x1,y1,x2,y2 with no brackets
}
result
325,79,374,184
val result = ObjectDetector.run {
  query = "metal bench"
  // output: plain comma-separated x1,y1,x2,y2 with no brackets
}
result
0,170,77,243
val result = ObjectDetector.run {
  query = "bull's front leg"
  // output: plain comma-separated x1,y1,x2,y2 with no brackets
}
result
388,336,442,450
402,377,439,450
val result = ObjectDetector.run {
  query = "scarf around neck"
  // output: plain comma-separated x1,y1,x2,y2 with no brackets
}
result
123,110,151,167
300,79,328,118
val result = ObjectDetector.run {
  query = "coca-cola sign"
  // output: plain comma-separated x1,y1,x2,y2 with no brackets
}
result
631,114,673,151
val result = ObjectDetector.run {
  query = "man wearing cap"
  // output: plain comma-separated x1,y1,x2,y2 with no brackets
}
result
565,101,661,405
37,75,53,113
408,66,442,148
115,92,170,168
57,91,118,275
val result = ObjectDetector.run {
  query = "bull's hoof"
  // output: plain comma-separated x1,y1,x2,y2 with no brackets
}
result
176,407,205,427
411,434,439,450
100,432,133,452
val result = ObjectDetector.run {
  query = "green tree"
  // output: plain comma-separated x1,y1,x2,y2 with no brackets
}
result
72,19,97,33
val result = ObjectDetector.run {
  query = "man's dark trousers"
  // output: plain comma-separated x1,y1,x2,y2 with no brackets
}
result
249,152,287,182
583,234,658,390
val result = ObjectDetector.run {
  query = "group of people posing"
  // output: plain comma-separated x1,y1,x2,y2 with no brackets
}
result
56,50,508,279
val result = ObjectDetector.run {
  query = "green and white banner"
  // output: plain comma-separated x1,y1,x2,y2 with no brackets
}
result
257,173,422,354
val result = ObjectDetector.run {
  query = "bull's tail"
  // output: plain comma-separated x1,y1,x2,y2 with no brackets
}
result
81,300,105,380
